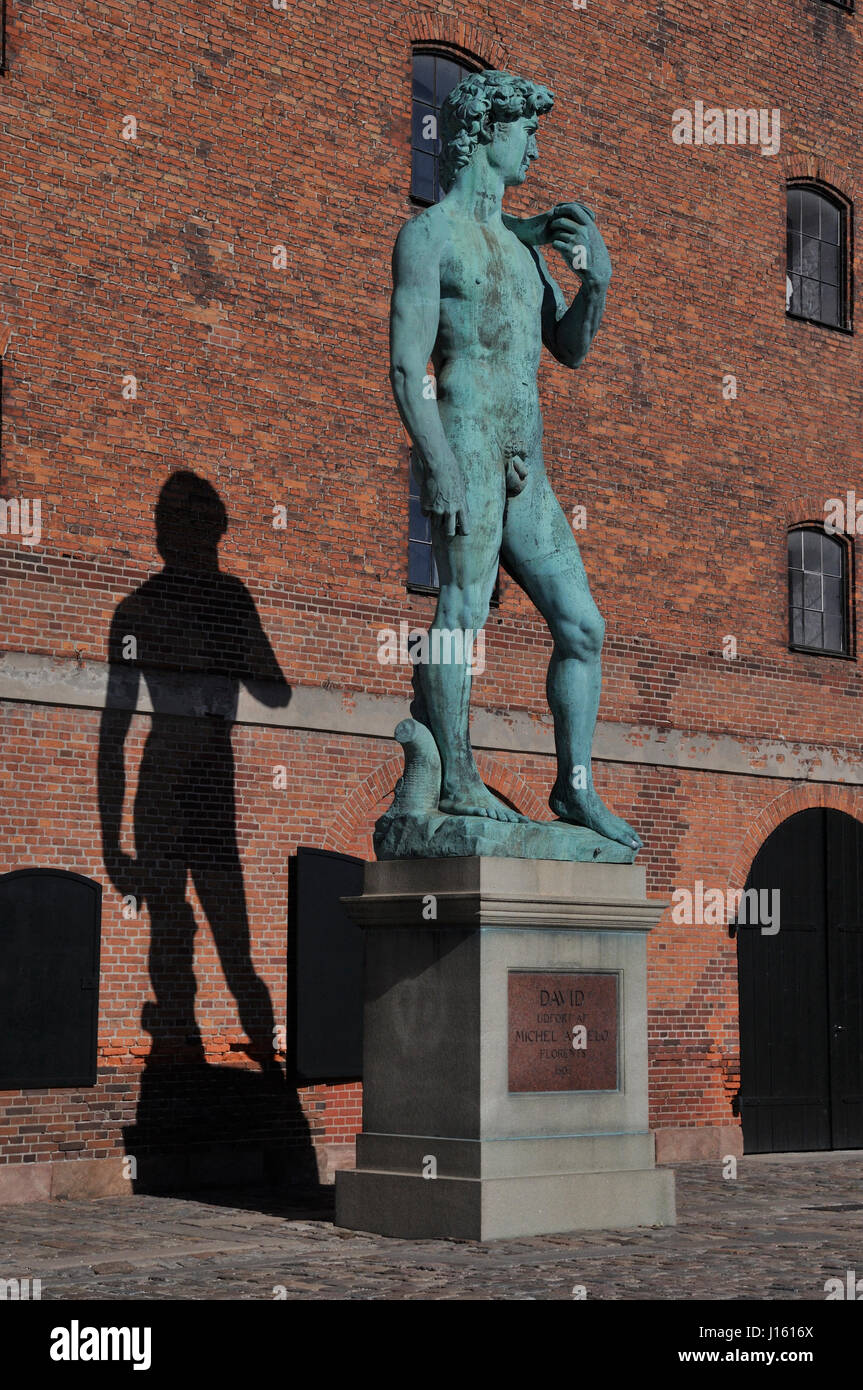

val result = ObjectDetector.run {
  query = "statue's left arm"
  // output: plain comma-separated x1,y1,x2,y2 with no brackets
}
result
513,202,612,370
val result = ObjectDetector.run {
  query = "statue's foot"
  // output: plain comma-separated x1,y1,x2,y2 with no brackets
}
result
440,782,527,823
549,781,643,851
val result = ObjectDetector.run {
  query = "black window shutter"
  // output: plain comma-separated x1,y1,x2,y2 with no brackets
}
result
0,869,102,1087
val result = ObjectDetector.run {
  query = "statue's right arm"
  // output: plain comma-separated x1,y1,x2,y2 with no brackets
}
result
389,216,470,537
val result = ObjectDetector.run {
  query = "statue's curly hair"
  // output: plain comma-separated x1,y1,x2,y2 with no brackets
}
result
438,70,554,194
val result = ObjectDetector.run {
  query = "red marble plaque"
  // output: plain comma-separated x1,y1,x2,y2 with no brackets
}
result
508,971,619,1093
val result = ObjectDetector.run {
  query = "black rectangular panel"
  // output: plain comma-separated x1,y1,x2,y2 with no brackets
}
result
0,869,102,1087
826,812,863,1149
294,847,364,1081
737,809,830,1152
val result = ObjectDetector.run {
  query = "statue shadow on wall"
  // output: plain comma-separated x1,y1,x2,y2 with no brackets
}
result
98,471,319,1201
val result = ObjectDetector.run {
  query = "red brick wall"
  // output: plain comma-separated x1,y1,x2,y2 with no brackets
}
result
2,0,862,1174
1,706,861,1168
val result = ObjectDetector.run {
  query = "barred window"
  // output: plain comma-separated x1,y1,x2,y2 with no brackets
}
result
788,526,849,656
408,470,439,590
411,50,479,204
786,186,848,330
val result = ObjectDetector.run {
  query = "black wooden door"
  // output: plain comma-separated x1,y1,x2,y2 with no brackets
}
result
826,811,863,1148
737,809,863,1152
0,868,102,1087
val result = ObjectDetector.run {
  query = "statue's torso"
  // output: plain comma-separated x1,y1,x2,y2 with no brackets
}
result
433,211,545,462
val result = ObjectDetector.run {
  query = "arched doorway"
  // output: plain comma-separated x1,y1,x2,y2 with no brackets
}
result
737,807,863,1152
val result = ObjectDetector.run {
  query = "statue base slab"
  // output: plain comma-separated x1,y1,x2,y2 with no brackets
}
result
335,857,675,1241
374,811,636,864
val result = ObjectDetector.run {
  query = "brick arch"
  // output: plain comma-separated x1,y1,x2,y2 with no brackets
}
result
474,752,550,822
780,498,844,531
782,156,856,208
729,783,863,893
406,15,509,71
321,752,404,856
320,747,548,857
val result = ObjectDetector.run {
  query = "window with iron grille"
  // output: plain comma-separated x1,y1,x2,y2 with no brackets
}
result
408,467,439,590
410,50,479,205
786,185,849,330
788,526,850,656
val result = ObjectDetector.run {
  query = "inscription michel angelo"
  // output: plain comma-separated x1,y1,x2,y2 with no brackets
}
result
508,971,619,1093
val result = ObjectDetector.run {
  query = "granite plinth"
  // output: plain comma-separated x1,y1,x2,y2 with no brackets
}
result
335,858,676,1241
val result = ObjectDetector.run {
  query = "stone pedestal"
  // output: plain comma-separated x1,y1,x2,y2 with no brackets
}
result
335,857,675,1241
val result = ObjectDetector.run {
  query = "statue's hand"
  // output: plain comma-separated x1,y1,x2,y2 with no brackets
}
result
548,202,612,287
417,457,471,538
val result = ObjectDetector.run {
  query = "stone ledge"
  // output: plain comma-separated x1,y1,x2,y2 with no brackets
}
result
356,1130,656,1178
345,857,665,930
1,652,859,784
0,1140,336,1203
654,1124,744,1164
0,1158,130,1205
336,1166,676,1240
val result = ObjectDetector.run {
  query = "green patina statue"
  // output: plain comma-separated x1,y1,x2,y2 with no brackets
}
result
376,70,642,863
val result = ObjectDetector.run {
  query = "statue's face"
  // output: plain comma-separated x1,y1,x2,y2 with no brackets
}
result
487,115,539,186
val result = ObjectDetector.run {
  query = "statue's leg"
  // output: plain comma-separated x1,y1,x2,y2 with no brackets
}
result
415,450,524,823
501,460,642,850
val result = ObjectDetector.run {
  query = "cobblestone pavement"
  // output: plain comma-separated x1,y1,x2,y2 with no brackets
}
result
0,1153,861,1300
